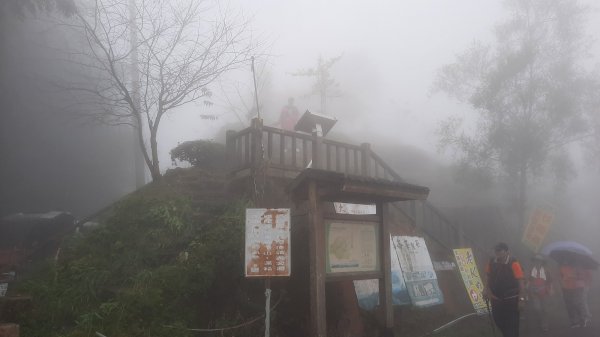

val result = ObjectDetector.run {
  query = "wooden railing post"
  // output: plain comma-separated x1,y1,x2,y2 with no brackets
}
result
312,133,323,169
226,130,236,169
360,143,371,177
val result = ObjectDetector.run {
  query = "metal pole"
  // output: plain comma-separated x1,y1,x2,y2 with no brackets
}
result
264,278,271,337
251,56,261,120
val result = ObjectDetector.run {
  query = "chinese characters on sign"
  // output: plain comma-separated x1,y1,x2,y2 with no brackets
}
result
333,203,377,215
392,236,444,307
327,222,379,273
522,208,554,253
245,209,290,277
453,248,488,315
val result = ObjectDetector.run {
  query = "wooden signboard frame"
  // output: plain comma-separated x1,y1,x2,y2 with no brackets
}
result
290,169,429,337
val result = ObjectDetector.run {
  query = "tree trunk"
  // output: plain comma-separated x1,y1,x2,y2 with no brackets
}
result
149,129,161,181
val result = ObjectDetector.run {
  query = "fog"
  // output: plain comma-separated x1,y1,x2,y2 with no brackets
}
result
160,0,600,248
2,0,600,249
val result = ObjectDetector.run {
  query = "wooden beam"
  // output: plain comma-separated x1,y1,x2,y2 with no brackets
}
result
380,203,394,329
308,181,327,337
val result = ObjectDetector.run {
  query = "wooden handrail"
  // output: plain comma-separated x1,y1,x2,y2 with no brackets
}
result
225,121,486,258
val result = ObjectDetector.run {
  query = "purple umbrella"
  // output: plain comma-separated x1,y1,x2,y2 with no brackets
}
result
541,241,598,270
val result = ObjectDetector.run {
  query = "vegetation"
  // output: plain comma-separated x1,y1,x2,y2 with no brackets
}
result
16,190,262,337
170,140,227,170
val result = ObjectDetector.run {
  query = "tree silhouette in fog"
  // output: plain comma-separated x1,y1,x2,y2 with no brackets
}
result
58,0,256,181
433,0,598,230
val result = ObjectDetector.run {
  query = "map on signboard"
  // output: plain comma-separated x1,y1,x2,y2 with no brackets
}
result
245,208,291,277
327,222,379,273
392,236,444,307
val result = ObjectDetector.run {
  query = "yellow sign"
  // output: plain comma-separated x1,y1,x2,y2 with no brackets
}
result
453,248,488,315
522,208,554,253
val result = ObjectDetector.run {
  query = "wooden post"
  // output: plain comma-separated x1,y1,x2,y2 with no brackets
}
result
308,181,326,337
361,143,371,177
380,203,394,332
226,130,236,169
312,133,323,169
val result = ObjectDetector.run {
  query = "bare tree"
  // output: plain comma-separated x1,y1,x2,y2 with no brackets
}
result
293,54,342,115
60,0,255,181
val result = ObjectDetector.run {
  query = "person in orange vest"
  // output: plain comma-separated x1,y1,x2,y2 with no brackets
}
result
483,242,526,337
527,254,553,332
559,258,592,328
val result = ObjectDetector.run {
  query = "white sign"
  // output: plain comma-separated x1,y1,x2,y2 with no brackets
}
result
245,208,291,277
333,203,377,215
392,236,444,307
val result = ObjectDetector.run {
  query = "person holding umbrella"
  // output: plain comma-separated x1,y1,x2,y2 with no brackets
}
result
483,242,526,337
542,240,598,328
558,257,592,328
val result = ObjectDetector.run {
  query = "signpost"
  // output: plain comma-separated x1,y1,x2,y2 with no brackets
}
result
522,208,554,253
245,208,291,337
453,248,488,315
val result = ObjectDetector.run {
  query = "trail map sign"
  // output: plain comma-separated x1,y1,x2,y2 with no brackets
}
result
453,248,488,315
326,221,379,273
392,236,444,307
245,208,291,277
522,208,554,252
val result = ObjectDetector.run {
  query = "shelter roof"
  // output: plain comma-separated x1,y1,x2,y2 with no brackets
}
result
289,168,429,203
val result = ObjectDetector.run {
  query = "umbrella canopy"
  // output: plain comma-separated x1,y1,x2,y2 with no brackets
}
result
541,241,598,270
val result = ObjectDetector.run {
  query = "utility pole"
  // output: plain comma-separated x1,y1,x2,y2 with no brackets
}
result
129,0,146,188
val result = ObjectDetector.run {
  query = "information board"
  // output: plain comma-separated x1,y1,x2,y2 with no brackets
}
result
326,221,379,273
392,236,444,307
245,208,291,277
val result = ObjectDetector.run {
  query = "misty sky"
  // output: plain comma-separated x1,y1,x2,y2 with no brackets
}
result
161,0,600,166
156,0,600,242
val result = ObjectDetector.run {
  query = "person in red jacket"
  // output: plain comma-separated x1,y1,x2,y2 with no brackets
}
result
559,258,592,328
278,97,300,131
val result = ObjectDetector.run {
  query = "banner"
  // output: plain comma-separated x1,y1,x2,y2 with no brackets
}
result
353,236,411,310
392,236,444,307
522,208,554,252
245,209,291,277
453,248,488,315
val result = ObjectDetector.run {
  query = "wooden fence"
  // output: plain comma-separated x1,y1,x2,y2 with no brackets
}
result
225,119,488,257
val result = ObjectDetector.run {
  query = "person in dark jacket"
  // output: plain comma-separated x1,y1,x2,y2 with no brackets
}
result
483,242,526,337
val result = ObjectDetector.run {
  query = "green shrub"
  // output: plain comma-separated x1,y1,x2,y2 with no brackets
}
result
17,194,255,337
170,140,227,169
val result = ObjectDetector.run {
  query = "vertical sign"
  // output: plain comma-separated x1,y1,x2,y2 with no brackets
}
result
453,248,488,315
392,236,444,307
353,236,411,310
522,208,554,252
245,208,291,277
